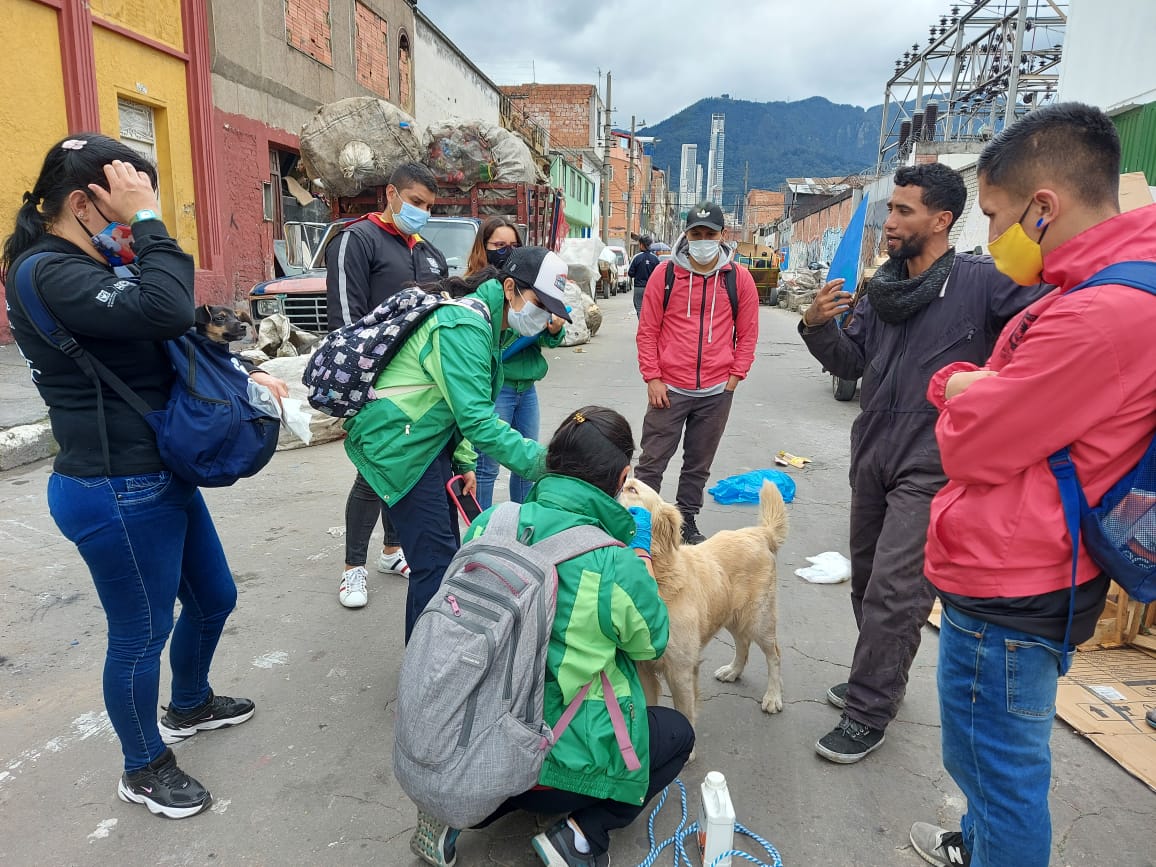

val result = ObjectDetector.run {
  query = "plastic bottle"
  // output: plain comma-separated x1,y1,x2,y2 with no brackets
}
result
697,771,736,867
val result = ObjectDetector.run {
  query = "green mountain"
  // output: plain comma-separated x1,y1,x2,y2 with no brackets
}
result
640,96,886,209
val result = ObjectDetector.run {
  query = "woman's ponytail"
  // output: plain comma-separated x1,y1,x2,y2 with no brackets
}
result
2,191,48,275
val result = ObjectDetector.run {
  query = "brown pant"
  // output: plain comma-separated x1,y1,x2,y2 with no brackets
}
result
844,464,945,731
635,389,734,517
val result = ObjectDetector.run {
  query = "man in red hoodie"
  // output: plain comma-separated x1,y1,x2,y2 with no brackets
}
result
909,103,1156,867
635,202,759,544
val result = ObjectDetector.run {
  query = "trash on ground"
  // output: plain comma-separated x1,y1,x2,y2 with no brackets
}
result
708,469,796,504
775,450,812,469
795,551,852,584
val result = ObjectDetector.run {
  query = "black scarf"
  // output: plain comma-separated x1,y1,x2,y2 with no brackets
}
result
865,248,956,324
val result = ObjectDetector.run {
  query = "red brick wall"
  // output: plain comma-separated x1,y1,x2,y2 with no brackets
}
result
501,84,595,150
214,109,300,302
354,3,390,100
285,0,332,66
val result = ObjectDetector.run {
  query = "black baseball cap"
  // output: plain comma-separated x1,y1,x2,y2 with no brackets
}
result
685,201,724,231
502,247,573,322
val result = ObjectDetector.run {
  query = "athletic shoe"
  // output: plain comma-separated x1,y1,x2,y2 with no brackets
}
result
410,810,460,866
377,548,411,578
338,566,369,608
117,747,211,819
531,819,609,866
815,712,885,763
680,515,706,545
909,822,971,866
1147,706,1156,730
826,682,849,709
159,692,255,744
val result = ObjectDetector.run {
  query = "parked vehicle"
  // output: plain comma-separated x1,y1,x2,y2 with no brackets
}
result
606,245,629,292
249,182,560,333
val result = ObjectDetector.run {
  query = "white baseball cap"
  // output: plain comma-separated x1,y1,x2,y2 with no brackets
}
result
502,247,572,322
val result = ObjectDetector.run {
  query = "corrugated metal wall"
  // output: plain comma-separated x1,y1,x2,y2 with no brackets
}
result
1115,103,1156,184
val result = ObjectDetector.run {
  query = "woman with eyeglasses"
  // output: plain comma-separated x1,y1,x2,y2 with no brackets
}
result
464,216,565,508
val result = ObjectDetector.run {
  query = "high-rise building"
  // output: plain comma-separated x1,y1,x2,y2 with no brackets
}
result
707,113,725,203
695,165,705,204
678,143,699,214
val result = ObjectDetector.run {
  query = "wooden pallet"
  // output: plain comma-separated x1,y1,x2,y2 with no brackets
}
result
1081,581,1156,651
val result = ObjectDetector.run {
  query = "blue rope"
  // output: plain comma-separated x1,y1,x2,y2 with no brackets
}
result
633,779,783,867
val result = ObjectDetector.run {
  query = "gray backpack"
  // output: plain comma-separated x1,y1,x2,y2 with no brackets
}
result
393,503,642,829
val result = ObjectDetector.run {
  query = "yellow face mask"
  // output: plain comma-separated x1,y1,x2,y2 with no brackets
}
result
989,202,1049,286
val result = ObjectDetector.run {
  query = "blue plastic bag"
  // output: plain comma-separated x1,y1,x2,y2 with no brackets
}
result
708,469,796,505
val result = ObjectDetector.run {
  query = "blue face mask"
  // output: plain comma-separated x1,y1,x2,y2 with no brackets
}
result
392,196,430,236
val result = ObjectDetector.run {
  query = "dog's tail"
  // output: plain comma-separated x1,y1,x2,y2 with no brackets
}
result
758,480,789,551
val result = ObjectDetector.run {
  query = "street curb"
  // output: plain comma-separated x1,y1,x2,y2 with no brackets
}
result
0,420,57,471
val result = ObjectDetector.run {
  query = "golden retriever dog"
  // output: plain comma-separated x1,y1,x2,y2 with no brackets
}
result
619,478,787,748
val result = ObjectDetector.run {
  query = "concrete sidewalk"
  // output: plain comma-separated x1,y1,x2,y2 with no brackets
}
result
0,341,55,470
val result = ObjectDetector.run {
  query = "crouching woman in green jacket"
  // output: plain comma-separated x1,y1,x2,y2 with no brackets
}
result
411,406,695,867
344,247,573,642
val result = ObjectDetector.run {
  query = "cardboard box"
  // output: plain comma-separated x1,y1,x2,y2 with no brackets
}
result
1119,171,1155,213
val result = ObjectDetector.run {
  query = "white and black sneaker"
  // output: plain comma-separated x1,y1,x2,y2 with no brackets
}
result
826,682,849,709
158,692,255,744
117,747,211,819
815,712,885,763
909,822,970,866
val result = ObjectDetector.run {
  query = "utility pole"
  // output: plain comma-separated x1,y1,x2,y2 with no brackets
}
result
600,72,612,244
625,115,636,253
1005,0,1030,127
742,161,749,241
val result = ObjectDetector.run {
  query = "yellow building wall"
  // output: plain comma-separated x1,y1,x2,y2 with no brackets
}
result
0,0,69,231
90,0,184,51
92,26,198,264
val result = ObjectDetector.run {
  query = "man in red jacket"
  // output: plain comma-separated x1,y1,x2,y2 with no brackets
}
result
635,202,759,544
910,103,1156,867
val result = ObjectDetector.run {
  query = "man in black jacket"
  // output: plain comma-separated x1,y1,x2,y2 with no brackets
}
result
628,235,660,316
325,162,449,610
799,163,1047,763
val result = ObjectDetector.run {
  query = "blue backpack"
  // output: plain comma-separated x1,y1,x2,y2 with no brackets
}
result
1048,261,1156,650
12,252,280,488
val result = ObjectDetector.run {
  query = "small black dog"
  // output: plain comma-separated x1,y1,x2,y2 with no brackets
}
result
195,305,250,344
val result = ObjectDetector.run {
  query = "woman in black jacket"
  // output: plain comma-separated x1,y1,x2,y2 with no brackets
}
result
3,135,281,819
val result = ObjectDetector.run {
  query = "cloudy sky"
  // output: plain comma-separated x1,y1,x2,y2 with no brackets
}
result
419,0,954,124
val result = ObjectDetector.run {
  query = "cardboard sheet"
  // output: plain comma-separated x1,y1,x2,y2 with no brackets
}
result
1056,648,1156,793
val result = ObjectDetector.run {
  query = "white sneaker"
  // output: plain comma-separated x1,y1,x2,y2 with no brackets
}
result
377,549,410,578
338,566,368,608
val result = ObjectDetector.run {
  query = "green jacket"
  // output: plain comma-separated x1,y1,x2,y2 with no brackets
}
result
499,325,565,393
344,278,548,504
465,475,669,806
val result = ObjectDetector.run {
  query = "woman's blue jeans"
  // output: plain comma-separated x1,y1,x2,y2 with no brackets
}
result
48,471,237,772
937,603,1071,867
475,384,540,509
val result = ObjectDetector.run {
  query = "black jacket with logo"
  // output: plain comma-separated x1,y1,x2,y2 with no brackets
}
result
6,223,195,476
325,218,448,330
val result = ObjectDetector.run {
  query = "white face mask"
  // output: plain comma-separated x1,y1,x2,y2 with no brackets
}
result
508,292,552,336
688,239,721,263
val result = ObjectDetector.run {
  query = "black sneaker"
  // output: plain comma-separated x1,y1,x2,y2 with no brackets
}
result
815,712,885,763
159,691,255,744
680,514,706,545
532,819,609,867
1147,707,1156,730
826,682,849,709
117,747,211,819
909,822,970,866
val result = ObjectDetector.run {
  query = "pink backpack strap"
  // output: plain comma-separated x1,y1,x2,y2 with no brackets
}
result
546,672,642,772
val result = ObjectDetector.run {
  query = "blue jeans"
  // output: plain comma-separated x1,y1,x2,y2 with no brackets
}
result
938,604,1072,867
475,384,540,509
384,449,461,642
48,471,237,772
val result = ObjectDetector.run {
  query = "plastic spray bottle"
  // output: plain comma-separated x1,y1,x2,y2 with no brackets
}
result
697,771,736,867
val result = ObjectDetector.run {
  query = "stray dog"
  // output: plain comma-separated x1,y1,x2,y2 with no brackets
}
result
619,478,787,752
195,305,250,344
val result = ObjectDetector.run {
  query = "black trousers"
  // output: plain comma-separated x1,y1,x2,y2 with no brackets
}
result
476,707,694,856
344,472,401,565
635,389,734,518
844,463,945,730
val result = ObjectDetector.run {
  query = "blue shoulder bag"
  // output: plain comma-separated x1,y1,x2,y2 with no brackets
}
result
12,252,280,487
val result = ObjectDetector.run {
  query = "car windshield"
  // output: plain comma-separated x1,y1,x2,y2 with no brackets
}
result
614,251,625,267
421,221,478,276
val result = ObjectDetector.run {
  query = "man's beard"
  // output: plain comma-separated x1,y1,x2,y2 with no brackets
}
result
887,232,928,261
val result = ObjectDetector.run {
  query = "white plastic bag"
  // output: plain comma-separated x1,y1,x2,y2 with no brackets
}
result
794,551,852,584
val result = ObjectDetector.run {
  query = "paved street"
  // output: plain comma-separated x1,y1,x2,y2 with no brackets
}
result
1,292,1153,866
